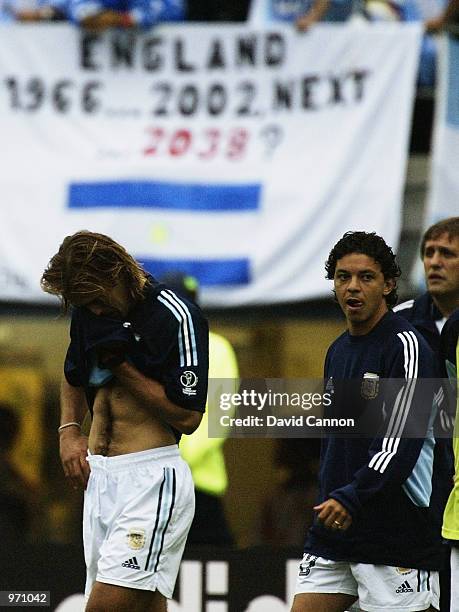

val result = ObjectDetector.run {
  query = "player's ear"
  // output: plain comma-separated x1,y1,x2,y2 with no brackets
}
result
383,278,396,296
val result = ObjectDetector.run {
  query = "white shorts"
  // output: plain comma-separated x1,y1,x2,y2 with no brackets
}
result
295,554,439,612
83,445,195,599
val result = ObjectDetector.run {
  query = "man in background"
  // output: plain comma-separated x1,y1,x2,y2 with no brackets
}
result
394,217,459,611
395,217,459,347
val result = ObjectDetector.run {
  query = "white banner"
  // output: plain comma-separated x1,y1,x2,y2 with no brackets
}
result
427,33,459,224
0,23,420,307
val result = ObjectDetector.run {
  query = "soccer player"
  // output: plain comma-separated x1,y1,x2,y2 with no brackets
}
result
40,231,209,612
292,231,443,612
395,217,459,611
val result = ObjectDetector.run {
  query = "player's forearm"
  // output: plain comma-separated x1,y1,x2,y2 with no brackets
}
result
303,0,330,21
59,377,90,488
112,361,203,434
60,376,89,427
330,438,425,514
80,10,135,30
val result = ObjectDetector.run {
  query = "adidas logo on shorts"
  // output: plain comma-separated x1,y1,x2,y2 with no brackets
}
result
122,557,140,570
396,580,414,593
299,554,317,577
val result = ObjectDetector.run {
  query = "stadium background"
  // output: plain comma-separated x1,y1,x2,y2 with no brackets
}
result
0,2,451,610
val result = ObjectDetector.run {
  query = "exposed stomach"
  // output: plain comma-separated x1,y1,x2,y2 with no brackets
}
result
88,382,176,456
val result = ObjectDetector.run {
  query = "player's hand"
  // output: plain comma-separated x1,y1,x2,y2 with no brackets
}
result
314,498,352,531
59,429,90,490
296,14,317,31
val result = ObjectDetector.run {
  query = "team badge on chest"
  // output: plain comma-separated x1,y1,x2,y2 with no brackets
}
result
127,528,146,550
361,373,379,400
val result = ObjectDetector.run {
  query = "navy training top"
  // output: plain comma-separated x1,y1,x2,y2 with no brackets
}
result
441,308,459,377
394,292,445,356
394,292,455,556
64,276,209,443
304,311,444,570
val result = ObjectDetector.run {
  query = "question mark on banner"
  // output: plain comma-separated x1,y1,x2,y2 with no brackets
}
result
259,124,283,158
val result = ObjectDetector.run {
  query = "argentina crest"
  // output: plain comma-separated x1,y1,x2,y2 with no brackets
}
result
361,373,379,400
127,528,146,551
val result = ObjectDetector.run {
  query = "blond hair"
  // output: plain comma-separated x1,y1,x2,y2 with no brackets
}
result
41,231,148,311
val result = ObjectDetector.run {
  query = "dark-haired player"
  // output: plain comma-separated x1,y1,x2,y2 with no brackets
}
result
292,231,443,612
41,231,209,612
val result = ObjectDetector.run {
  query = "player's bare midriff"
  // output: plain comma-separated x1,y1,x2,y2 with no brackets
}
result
88,380,176,456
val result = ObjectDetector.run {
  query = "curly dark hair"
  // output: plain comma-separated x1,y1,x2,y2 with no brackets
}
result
40,231,149,312
325,231,401,307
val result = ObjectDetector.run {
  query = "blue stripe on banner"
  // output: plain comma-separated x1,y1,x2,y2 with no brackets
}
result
447,36,459,128
68,181,261,211
141,258,250,286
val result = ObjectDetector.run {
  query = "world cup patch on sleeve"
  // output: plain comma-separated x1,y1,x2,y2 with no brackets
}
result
181,370,198,396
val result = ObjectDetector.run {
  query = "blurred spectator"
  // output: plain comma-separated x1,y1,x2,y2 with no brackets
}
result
400,0,448,88
0,0,66,20
258,439,320,548
247,0,442,87
297,0,355,30
69,0,184,31
365,0,448,88
15,0,66,20
160,271,238,548
425,0,459,32
248,0,356,29
187,0,249,21
0,0,14,19
0,403,40,544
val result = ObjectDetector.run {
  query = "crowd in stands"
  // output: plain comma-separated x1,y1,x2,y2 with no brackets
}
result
249,0,454,88
0,0,186,27
0,0,242,24
1,0,458,88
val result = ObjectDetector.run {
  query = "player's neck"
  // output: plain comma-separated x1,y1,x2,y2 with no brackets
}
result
347,304,388,336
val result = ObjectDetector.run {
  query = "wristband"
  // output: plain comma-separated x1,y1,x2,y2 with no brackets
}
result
58,422,81,434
